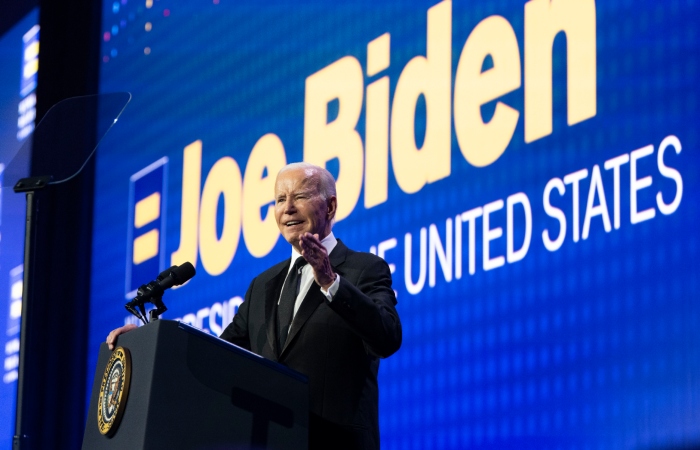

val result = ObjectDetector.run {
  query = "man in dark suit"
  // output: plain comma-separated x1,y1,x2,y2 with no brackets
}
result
108,162,402,449
221,162,401,449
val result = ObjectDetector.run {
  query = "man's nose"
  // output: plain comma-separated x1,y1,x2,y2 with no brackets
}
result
283,198,296,213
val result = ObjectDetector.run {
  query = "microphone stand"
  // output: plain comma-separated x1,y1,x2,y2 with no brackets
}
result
126,281,169,325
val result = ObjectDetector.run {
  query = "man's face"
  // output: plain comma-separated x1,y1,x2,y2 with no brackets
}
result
274,167,336,251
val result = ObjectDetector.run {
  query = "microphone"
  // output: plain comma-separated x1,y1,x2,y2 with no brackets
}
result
125,262,196,322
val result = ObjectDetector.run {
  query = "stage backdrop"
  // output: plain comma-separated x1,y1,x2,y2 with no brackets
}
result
89,0,699,448
0,7,38,449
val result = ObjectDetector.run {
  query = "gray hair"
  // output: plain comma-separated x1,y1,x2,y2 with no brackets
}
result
278,162,337,200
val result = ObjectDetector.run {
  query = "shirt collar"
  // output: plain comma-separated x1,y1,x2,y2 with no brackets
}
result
290,231,338,266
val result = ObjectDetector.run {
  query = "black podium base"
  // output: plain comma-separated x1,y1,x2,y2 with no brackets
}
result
82,320,308,450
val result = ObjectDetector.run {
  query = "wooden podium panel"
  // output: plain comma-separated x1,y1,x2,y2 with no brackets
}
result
82,320,308,449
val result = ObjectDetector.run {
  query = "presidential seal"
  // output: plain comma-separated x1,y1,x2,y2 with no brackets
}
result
97,346,132,436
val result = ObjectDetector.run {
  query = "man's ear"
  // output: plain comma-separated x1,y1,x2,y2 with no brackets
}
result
327,196,337,220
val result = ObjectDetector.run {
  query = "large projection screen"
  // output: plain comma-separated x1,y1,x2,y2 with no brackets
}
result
89,1,699,448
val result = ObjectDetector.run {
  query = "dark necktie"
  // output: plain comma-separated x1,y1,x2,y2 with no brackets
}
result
277,257,307,350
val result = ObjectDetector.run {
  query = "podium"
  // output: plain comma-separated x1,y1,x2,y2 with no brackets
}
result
82,320,309,449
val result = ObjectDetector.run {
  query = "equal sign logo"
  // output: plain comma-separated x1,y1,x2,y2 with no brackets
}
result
125,157,168,299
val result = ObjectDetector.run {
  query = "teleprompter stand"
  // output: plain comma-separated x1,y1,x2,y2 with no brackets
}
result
5,93,132,450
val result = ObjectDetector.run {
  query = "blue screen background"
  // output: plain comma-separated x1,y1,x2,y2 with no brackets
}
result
90,1,699,448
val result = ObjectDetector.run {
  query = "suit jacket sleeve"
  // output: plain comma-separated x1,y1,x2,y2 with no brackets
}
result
219,277,254,350
330,254,402,359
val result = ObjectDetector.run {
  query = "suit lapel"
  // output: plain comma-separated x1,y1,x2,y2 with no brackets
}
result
329,239,348,268
279,240,349,357
264,260,289,359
